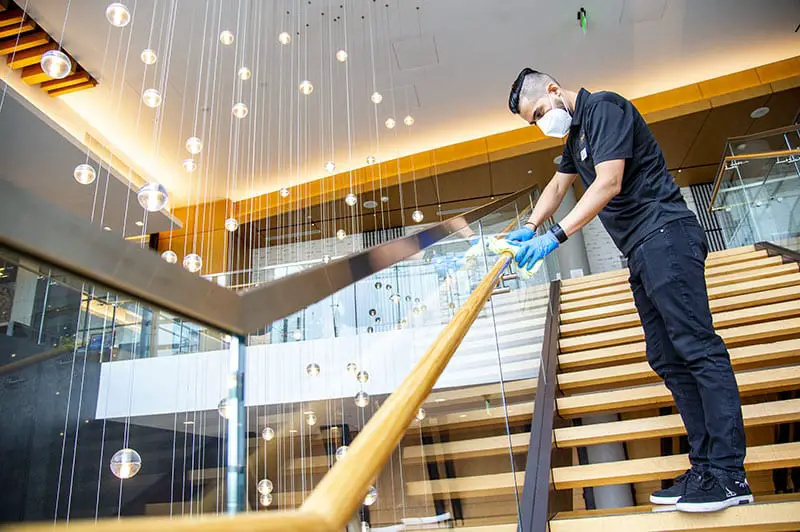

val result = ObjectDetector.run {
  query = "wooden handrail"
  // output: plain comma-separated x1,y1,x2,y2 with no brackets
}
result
7,251,517,532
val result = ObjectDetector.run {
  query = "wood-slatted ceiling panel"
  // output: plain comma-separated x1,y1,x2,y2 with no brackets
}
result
0,0,96,97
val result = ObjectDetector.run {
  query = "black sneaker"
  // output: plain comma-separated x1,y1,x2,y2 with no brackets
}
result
650,468,702,505
676,470,754,513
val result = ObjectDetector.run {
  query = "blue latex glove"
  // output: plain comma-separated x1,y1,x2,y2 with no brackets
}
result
506,226,535,243
515,232,559,271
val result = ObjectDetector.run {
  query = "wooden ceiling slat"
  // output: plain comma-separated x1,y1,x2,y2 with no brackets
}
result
0,30,49,55
21,63,53,85
40,70,89,91
0,17,32,38
48,79,97,98
0,8,24,27
6,42,56,69
0,0,8,13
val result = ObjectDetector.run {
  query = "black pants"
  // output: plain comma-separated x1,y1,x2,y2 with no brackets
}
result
628,217,746,474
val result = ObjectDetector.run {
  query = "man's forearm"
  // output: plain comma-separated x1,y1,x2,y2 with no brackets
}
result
558,161,624,237
527,173,575,229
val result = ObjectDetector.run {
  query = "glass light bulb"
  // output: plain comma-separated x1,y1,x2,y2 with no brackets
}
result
385,118,396,129
183,253,202,273
279,187,290,198
257,478,274,495
354,391,370,408
364,486,378,506
73,163,96,185
356,370,369,384
390,293,400,304
371,92,383,104
182,158,197,172
306,412,317,426
261,427,275,441
367,326,374,333
404,115,415,126
322,254,331,263
335,445,349,461
324,161,336,173
346,362,358,375
232,102,249,119
105,3,131,27
412,210,424,223
238,66,251,80
259,493,273,506
109,448,141,479
220,30,234,45
299,80,313,95
140,48,157,65
336,229,347,240
186,136,203,155
306,363,320,376
137,182,168,212
161,250,177,264
292,329,303,341
416,408,426,421
345,193,357,206
217,397,233,418
374,282,382,290
336,50,348,62
40,50,72,80
142,88,162,108
369,309,377,317
278,31,291,45
224,217,239,232
366,156,376,165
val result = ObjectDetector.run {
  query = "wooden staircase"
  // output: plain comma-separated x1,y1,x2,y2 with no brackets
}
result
549,244,800,531
390,244,800,531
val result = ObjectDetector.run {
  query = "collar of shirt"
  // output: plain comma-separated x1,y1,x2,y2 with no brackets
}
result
570,87,591,128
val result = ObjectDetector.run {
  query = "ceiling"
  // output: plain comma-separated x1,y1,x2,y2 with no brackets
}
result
19,0,800,207
251,85,800,240
0,82,174,237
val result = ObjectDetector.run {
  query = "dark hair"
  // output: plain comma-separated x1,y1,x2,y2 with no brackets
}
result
508,68,559,114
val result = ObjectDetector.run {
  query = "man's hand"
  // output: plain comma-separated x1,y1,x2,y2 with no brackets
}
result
515,232,559,271
506,226,535,243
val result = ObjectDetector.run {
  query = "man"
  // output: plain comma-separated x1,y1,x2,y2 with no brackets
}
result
506,69,751,513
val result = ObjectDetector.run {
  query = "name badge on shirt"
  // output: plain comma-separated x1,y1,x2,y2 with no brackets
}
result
580,147,588,161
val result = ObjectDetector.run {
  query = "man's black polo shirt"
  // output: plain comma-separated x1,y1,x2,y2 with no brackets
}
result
557,88,694,256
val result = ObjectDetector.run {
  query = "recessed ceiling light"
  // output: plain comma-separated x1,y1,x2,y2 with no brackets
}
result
553,155,563,165
363,200,378,209
135,221,144,227
103,226,112,231
289,429,298,434
183,420,194,425
380,196,389,203
750,106,770,119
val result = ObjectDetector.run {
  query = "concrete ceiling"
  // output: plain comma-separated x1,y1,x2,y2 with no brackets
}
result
18,0,800,207
0,82,174,237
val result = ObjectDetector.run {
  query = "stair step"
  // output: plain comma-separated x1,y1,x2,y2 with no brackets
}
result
554,397,800,447
403,432,530,463
560,285,800,338
558,317,800,371
560,251,776,296
560,245,756,289
560,271,800,313
556,365,800,417
552,441,800,490
557,339,800,392
549,499,800,532
561,284,800,327
404,442,800,499
559,300,800,352
560,263,798,305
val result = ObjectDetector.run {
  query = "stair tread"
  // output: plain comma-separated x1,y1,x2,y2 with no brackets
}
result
560,272,800,313
554,397,800,447
549,499,800,532
556,365,800,417
557,338,800,392
553,441,800,490
558,316,800,371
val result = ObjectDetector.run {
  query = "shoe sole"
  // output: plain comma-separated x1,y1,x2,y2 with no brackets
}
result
649,494,681,505
676,495,754,513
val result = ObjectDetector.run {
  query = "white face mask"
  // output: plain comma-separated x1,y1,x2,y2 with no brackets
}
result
536,94,572,138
